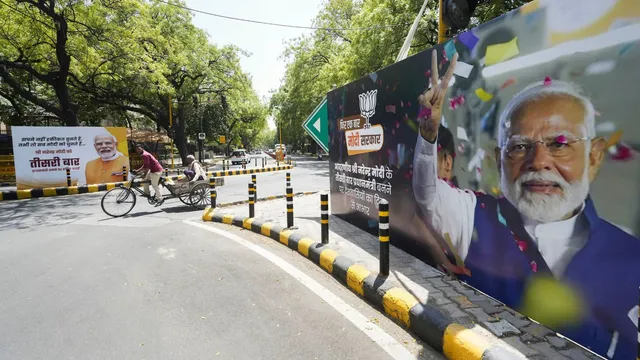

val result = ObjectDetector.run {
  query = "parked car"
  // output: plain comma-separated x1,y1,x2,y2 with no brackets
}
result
229,149,247,165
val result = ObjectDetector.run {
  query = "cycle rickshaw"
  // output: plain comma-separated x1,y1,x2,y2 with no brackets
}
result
101,172,218,217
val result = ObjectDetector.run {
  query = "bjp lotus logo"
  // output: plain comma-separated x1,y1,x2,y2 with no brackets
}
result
359,90,377,129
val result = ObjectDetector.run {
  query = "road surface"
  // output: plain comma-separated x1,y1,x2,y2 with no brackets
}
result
0,159,442,360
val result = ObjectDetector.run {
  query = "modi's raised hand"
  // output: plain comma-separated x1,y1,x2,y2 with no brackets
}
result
418,49,458,142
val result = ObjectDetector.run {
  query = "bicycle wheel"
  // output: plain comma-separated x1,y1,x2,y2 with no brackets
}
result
189,183,210,210
101,187,137,217
178,190,192,206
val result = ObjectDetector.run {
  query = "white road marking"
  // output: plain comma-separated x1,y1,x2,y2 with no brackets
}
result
183,220,417,360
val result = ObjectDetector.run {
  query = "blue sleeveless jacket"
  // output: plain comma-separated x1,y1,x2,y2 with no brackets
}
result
457,194,640,359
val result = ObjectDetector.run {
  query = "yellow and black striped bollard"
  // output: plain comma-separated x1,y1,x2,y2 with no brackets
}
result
252,174,257,201
286,172,291,188
379,199,389,277
286,185,294,228
321,193,329,244
209,177,217,208
66,168,71,186
248,183,255,218
122,166,128,182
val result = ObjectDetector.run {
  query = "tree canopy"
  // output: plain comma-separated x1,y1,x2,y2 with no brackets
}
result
0,0,267,160
270,0,531,151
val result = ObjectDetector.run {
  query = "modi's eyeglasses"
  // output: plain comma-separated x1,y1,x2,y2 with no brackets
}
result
504,135,590,160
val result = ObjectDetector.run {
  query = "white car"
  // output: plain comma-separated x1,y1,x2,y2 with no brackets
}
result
229,149,247,165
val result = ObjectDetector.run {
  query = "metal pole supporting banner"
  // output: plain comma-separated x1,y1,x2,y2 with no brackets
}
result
209,177,217,208
252,174,257,201
379,199,390,277
66,168,71,186
248,183,255,218
286,186,294,228
321,193,329,244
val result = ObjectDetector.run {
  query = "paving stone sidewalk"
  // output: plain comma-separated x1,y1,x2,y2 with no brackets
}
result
215,194,600,360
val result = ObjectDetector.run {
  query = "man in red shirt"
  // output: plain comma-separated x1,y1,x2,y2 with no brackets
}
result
134,144,165,206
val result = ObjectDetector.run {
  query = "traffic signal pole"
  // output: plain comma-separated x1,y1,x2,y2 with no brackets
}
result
438,0,447,44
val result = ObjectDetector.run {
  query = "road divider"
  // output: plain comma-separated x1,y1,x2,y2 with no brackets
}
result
0,165,294,202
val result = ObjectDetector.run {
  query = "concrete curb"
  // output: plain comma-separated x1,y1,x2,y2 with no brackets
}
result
0,165,294,202
201,207,517,360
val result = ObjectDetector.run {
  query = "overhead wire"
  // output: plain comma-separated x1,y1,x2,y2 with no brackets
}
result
154,0,412,31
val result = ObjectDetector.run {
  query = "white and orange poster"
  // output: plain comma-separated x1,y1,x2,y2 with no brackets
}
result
11,126,130,189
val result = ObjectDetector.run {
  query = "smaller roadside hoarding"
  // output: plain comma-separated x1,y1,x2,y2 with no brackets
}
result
11,126,130,189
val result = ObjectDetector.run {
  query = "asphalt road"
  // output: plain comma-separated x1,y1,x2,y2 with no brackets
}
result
0,159,442,360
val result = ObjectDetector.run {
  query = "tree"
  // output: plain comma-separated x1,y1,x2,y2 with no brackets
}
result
270,0,531,148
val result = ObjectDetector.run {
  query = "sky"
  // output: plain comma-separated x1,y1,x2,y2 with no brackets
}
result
185,0,325,128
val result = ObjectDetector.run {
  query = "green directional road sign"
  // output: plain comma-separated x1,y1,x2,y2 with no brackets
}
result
302,98,329,153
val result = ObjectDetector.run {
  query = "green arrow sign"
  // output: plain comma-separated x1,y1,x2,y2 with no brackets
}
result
302,98,329,153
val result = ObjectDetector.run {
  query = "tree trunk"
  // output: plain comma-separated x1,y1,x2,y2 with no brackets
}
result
174,105,189,164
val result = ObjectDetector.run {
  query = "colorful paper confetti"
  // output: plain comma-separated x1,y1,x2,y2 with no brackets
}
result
457,126,469,141
453,61,474,78
457,31,479,51
606,130,623,148
485,37,520,66
369,72,378,83
385,105,396,113
543,76,552,86
444,40,457,60
475,88,494,102
500,78,516,89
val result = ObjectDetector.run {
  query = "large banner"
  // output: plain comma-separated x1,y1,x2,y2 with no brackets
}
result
11,126,130,189
328,0,640,358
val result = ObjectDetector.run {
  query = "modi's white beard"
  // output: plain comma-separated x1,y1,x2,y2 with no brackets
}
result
501,166,589,223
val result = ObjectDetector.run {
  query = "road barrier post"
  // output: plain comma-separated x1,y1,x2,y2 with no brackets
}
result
249,183,255,218
286,186,294,228
379,199,389,277
122,166,127,182
66,168,71,186
252,174,257,201
286,172,291,188
209,177,217,208
321,193,329,244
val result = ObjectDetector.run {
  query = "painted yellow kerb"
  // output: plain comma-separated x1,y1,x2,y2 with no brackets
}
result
319,249,339,273
297,238,314,257
17,190,31,199
106,183,115,190
243,218,254,230
346,264,370,296
442,323,490,360
201,206,213,221
382,288,419,327
261,223,273,236
43,188,57,197
279,230,291,246
67,186,79,195
222,214,234,224
87,184,99,192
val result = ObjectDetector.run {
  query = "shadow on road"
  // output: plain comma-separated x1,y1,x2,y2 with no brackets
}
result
0,193,104,232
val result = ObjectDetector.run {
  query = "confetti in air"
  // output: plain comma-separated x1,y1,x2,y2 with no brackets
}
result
556,135,568,145
500,78,516,89
543,76,552,86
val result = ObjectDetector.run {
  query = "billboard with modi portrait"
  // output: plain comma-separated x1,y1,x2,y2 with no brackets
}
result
11,126,130,189
327,0,640,358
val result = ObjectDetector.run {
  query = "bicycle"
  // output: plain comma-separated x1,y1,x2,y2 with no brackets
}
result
101,172,211,217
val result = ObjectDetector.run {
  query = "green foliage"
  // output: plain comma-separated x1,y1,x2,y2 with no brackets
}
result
270,0,531,149
0,0,267,161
